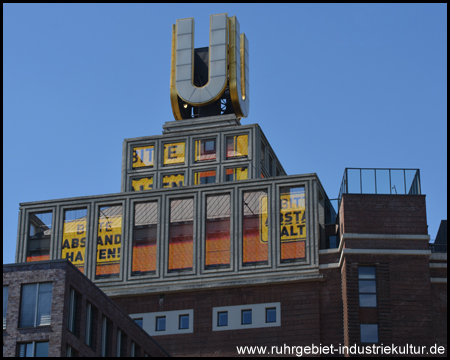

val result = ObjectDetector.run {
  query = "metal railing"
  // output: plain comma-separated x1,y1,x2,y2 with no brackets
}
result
339,168,421,201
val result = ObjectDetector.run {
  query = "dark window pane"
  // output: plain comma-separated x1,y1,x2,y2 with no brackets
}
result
27,212,52,262
156,317,166,331
360,324,378,343
179,315,189,329
134,318,143,328
359,280,376,293
218,312,228,327
35,342,49,357
242,310,252,325
359,294,377,307
19,284,37,327
358,267,376,279
266,308,276,323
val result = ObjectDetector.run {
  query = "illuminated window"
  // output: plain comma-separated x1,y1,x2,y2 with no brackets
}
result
243,190,268,265
205,194,230,268
168,198,194,271
19,283,52,328
226,135,248,158
132,177,153,191
280,187,306,262
132,146,154,168
360,324,379,343
62,208,87,273
132,202,158,275
358,267,377,307
95,205,122,278
162,173,185,188
225,167,248,182
194,170,216,185
27,212,52,262
163,142,185,166
195,139,216,161
241,310,252,325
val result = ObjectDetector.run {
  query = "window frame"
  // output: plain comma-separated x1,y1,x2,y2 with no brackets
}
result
241,309,252,325
358,266,377,308
19,282,53,328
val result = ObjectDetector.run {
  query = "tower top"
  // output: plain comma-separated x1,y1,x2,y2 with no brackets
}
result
170,13,249,121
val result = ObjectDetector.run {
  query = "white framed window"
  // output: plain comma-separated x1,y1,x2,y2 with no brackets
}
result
129,309,194,336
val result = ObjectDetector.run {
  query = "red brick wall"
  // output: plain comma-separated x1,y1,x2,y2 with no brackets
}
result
340,194,428,235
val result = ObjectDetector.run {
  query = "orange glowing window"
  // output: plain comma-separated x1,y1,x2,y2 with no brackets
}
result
205,194,231,268
95,205,122,278
242,190,268,265
280,187,306,262
168,198,194,271
27,212,52,263
132,202,158,275
194,170,216,185
225,167,248,182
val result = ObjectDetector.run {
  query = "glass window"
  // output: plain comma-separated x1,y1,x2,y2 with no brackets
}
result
179,314,189,329
17,342,49,357
132,145,154,168
19,283,52,328
241,310,252,325
195,139,216,161
67,288,80,335
261,142,266,163
132,202,158,275
205,194,231,269
101,316,111,357
269,156,273,176
358,267,377,307
27,212,52,262
132,177,154,192
360,324,379,343
156,316,166,331
226,135,248,158
62,208,87,273
85,302,97,349
3,286,8,329
218,312,228,327
163,142,185,166
96,205,122,278
168,198,194,271
194,170,216,185
162,173,185,188
243,190,268,265
225,167,248,182
266,308,276,323
133,318,143,328
280,187,306,262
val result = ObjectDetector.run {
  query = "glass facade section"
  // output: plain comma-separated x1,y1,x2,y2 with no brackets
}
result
266,308,276,323
241,310,252,325
132,177,153,191
19,283,52,328
280,187,306,262
205,194,231,268
195,138,216,161
225,167,248,182
132,202,158,275
162,173,184,188
243,190,268,265
179,314,189,329
62,208,88,273
132,146,154,168
226,135,248,158
218,312,228,326
27,212,52,262
95,205,122,278
168,198,194,271
194,170,216,185
163,142,185,165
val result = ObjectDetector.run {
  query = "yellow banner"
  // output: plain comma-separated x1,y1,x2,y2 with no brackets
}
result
97,215,122,265
280,192,306,242
227,135,248,158
163,174,185,188
164,142,185,165
132,177,153,191
132,146,154,168
259,195,269,243
62,219,87,268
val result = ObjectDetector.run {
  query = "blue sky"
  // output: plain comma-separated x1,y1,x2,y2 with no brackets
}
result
3,4,447,264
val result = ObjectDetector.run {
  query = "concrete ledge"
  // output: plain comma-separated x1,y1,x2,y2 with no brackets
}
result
430,253,447,261
430,278,447,283
319,263,340,269
339,249,431,268
429,263,447,268
342,233,430,241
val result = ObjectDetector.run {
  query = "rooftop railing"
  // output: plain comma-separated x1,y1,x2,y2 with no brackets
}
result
339,168,421,201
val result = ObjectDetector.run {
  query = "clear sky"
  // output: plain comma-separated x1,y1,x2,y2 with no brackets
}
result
3,4,447,264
